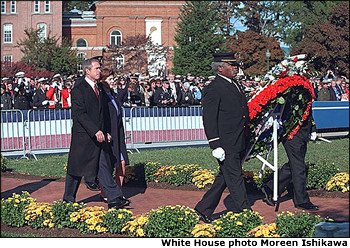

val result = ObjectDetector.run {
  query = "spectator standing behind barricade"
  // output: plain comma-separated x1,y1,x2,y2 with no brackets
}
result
142,82,155,107
328,79,338,101
115,76,129,105
32,78,49,109
153,80,175,107
177,82,195,106
168,72,180,106
46,74,63,108
340,78,349,101
318,80,331,101
124,82,144,107
61,79,73,108
1,84,13,109
330,79,342,101
13,72,32,110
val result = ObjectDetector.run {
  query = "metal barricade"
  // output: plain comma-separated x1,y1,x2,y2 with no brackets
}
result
120,107,138,153
129,106,206,146
27,109,72,157
0,109,28,159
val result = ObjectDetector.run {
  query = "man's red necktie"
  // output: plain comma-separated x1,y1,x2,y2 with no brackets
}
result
94,84,99,100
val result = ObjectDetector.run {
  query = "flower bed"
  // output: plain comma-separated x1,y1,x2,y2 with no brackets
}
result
1,191,333,237
125,162,349,193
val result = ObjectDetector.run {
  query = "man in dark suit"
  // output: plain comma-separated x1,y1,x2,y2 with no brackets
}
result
63,58,129,208
262,110,319,211
194,53,251,223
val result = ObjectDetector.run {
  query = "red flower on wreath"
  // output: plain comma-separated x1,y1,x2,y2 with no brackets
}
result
248,75,314,140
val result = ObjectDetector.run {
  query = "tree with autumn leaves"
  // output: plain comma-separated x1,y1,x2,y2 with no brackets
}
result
291,2,349,76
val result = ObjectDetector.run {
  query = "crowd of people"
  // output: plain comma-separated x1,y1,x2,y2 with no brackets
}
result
1,68,349,111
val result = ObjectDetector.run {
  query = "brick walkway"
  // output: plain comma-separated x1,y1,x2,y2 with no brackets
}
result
1,176,349,224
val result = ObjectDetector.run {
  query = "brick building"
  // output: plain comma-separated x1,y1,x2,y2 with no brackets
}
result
1,1,184,75
63,0,184,75
1,0,62,63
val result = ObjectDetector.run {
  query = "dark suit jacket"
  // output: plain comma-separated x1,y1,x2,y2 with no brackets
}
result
67,79,110,178
202,75,249,154
106,91,129,166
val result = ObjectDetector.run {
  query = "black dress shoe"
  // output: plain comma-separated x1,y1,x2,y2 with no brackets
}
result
108,197,130,209
261,185,275,206
85,181,100,191
194,208,213,223
296,202,319,211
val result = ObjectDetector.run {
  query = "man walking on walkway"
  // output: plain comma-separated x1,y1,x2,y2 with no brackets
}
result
194,53,251,223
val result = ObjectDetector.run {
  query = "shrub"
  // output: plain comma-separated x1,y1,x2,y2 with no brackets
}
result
306,162,339,189
101,208,133,234
191,223,217,237
144,162,163,182
154,164,200,186
247,223,280,237
122,214,149,237
1,154,7,172
144,205,199,237
24,202,54,229
253,169,274,190
51,200,86,228
69,206,107,234
1,191,36,227
325,172,349,192
192,169,215,189
213,209,264,237
275,211,325,237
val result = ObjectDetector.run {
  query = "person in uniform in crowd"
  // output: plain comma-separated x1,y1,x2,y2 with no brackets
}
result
61,79,73,108
32,78,49,109
261,110,319,211
318,80,331,101
153,80,175,107
194,52,251,223
99,69,130,203
13,72,32,110
1,84,13,109
115,76,129,105
167,72,180,106
46,74,63,108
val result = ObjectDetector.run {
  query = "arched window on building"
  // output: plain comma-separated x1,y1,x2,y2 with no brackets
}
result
76,38,87,47
77,52,86,74
110,30,122,46
112,54,124,69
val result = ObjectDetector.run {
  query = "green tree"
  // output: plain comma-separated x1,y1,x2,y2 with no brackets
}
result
172,1,226,77
16,28,81,75
63,1,94,12
275,1,341,47
291,2,349,77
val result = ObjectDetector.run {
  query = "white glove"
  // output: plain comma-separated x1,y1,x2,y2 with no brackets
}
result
212,147,225,161
42,100,48,105
45,84,50,90
57,83,63,90
310,132,317,141
51,82,57,88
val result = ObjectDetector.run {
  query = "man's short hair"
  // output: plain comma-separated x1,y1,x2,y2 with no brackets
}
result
82,58,100,75
211,62,225,74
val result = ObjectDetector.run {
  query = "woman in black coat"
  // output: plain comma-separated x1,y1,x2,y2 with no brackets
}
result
100,70,129,189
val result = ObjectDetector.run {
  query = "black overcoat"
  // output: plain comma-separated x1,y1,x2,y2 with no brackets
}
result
67,79,110,178
106,91,130,166
202,75,250,154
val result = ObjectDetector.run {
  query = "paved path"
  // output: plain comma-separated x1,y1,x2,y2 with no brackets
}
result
1,176,349,224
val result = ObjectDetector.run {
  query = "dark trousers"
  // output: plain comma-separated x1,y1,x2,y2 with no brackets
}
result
266,137,310,206
63,173,82,203
195,153,250,216
63,150,123,203
98,150,123,203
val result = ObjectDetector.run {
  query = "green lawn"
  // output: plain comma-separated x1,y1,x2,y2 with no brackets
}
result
3,138,349,177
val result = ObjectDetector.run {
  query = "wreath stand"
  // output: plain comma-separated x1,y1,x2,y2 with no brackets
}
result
244,102,287,211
